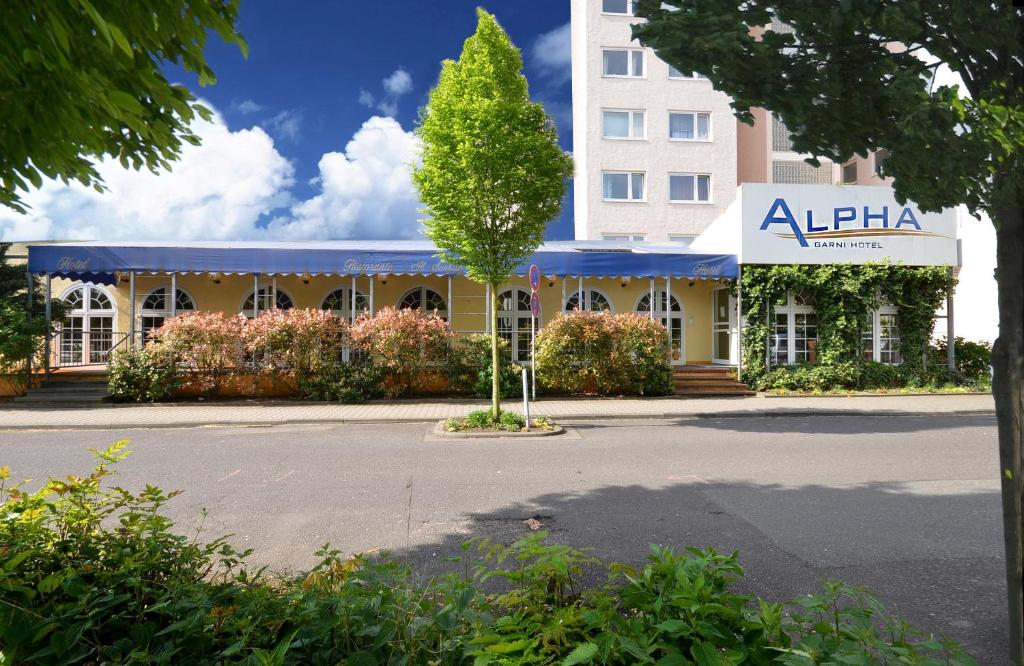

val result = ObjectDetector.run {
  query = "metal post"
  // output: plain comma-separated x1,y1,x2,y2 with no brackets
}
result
522,367,530,431
485,284,491,334
369,276,375,314
351,275,357,322
561,276,566,311
946,267,956,372
253,274,259,318
531,314,536,401
44,274,51,378
129,271,136,349
447,275,453,326
25,267,33,379
649,278,655,321
765,299,771,370
665,276,672,360
271,276,278,310
736,266,743,379
578,275,584,310
170,272,177,317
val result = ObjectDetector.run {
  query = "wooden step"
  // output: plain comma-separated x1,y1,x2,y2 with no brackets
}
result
672,365,753,396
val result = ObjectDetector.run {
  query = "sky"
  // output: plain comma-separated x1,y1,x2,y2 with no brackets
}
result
0,0,575,242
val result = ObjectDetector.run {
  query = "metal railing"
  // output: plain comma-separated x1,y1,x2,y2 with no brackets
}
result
46,330,129,370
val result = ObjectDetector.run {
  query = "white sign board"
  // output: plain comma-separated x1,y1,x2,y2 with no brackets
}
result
739,184,958,266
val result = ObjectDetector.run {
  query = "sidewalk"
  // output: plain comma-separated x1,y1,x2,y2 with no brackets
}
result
0,393,995,430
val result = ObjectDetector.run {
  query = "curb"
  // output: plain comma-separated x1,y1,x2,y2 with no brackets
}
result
0,409,996,432
430,422,567,439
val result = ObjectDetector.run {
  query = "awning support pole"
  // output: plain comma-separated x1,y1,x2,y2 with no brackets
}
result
351,275,356,322
25,267,32,379
946,266,955,371
129,271,136,349
485,284,491,334
578,275,584,310
666,276,672,361
561,276,566,311
649,279,655,321
447,275,453,326
271,276,278,310
736,266,743,379
253,274,259,318
44,274,51,379
369,277,375,314
170,272,177,318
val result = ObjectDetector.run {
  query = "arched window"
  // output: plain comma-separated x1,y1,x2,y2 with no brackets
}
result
321,288,369,322
564,289,612,312
398,287,447,319
497,288,534,362
636,290,684,363
140,287,196,336
241,287,293,316
771,291,817,365
58,284,116,365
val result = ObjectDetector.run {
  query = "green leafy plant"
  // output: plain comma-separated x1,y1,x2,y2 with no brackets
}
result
107,347,180,402
931,336,993,384
535,311,672,396
296,356,384,403
0,449,976,665
448,333,523,398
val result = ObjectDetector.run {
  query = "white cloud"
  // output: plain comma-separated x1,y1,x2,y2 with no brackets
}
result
532,22,571,85
358,67,415,118
382,68,413,96
235,99,264,115
0,106,295,242
265,109,303,142
266,116,423,240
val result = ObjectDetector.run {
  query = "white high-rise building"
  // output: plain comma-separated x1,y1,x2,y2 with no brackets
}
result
570,0,738,243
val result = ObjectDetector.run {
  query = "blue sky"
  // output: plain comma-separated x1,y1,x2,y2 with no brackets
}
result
0,1,575,242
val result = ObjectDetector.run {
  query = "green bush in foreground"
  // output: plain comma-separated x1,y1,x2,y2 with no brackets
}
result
107,348,180,402
0,445,974,665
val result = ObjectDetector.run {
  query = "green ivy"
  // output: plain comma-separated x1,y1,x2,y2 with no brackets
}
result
740,263,955,390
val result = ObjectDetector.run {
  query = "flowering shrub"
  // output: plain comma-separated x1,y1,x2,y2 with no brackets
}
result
244,308,348,375
349,307,454,397
149,311,247,371
535,311,672,395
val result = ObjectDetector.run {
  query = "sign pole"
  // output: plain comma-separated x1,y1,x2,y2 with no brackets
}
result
522,367,530,431
531,313,536,401
528,264,541,403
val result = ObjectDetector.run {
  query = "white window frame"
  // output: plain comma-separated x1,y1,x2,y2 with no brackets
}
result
771,291,817,366
668,173,713,204
140,286,197,336
601,0,636,16
668,111,712,142
601,109,646,140
602,48,645,78
602,171,646,202
668,64,706,80
564,288,615,313
862,305,902,365
602,233,646,241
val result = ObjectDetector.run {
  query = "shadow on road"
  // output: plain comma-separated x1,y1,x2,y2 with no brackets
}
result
565,413,996,435
392,478,1005,663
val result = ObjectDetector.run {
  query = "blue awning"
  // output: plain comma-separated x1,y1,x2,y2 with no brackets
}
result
27,241,737,280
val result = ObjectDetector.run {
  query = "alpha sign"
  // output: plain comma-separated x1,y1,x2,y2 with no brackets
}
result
739,184,958,266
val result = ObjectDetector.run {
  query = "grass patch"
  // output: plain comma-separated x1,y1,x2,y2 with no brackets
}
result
444,409,554,432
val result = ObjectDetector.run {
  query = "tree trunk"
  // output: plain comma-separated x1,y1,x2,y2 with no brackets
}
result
491,282,501,419
992,196,1024,665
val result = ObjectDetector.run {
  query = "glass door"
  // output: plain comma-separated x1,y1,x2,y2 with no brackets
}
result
712,287,736,364
61,316,84,364
88,316,114,364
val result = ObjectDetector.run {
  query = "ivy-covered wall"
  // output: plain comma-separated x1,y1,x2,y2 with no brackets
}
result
739,263,956,390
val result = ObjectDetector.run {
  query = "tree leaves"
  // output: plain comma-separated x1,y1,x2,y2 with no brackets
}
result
0,1,247,212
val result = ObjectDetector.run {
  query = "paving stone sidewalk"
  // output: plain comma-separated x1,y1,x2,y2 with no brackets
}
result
0,393,995,430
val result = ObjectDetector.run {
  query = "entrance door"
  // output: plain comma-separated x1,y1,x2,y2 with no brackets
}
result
637,291,684,365
712,287,736,364
58,284,117,365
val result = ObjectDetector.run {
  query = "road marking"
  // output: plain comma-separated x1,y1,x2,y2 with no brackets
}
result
273,469,295,482
217,469,241,482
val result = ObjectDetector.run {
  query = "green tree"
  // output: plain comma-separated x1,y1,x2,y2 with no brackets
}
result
633,0,1023,658
1,1,247,213
414,9,573,418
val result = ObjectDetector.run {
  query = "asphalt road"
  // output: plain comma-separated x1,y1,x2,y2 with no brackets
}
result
0,415,1003,662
